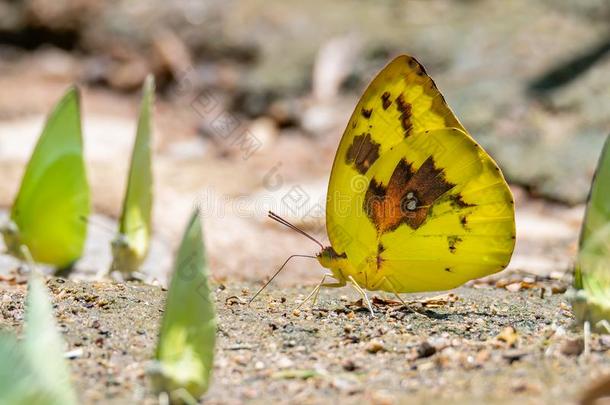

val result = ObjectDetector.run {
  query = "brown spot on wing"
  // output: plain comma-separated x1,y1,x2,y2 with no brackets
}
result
361,108,372,119
364,157,455,233
460,215,470,230
395,94,413,136
449,194,475,209
448,235,462,254
407,57,426,76
376,243,385,269
381,92,392,110
345,133,380,175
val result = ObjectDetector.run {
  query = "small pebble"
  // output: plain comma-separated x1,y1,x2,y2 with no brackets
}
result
366,339,384,354
560,338,584,356
277,356,294,369
416,341,436,358
342,359,358,371
502,349,528,363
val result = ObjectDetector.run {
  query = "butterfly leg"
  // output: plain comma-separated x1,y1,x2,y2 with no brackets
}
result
583,320,591,359
297,274,345,310
377,276,426,317
347,275,374,316
296,275,326,310
313,278,348,306
377,276,407,306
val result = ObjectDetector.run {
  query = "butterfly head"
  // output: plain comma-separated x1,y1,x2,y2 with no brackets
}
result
0,220,21,256
317,246,350,281
111,233,131,252
110,233,141,274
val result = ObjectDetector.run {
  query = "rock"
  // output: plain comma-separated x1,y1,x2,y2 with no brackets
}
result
312,35,362,101
246,117,279,152
416,341,436,358
495,326,519,347
342,359,358,371
560,338,584,356
276,356,294,369
151,29,192,79
502,350,528,363
300,103,340,136
366,339,384,354
107,58,150,91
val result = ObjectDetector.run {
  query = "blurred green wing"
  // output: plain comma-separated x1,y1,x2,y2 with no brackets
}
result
119,75,154,258
153,209,216,400
579,135,610,247
0,333,50,405
111,76,154,274
8,88,89,268
22,271,78,405
574,135,610,331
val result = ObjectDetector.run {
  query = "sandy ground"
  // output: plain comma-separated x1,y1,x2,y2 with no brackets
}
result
0,276,608,404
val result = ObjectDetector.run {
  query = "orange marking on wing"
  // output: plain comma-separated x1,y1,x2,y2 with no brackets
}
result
364,157,455,233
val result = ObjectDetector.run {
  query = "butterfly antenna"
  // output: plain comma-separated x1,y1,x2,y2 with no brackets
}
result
79,215,116,236
268,211,324,250
248,254,317,305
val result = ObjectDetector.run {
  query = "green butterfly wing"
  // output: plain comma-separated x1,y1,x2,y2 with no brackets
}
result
0,333,47,405
2,88,89,268
110,76,154,274
0,272,78,405
572,135,610,332
579,135,610,248
151,209,216,400
22,271,78,405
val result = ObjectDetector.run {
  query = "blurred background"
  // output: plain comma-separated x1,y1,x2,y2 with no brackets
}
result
0,0,608,285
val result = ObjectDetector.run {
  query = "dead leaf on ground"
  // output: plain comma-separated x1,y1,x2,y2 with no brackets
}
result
419,293,459,308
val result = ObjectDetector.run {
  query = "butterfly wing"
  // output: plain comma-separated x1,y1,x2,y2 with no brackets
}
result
573,135,610,331
351,128,515,292
23,271,78,404
579,135,610,248
6,88,89,268
152,209,216,399
111,76,154,273
325,55,515,292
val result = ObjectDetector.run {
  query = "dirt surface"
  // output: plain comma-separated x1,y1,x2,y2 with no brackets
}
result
1,276,608,405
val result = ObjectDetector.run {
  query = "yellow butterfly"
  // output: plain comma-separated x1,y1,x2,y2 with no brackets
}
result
256,55,515,312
